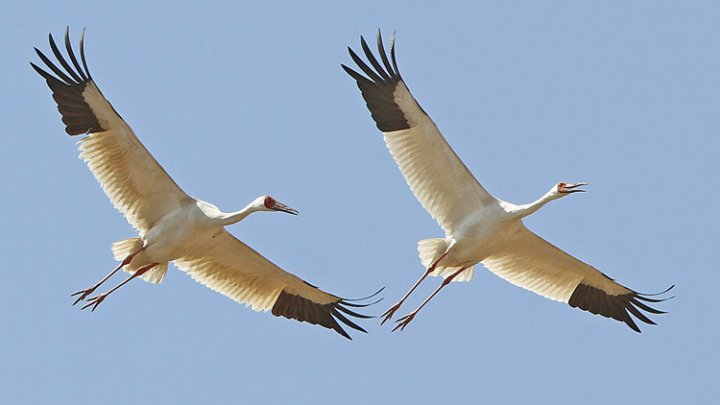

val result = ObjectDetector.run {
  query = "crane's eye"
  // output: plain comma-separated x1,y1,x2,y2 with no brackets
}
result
557,182,566,189
264,196,275,209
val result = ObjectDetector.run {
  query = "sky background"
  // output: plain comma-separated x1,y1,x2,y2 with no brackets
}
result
2,1,718,403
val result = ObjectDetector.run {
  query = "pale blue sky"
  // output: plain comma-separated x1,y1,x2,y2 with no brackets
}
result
2,1,718,403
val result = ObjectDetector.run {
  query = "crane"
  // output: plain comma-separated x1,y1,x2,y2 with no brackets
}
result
32,29,378,339
343,31,672,332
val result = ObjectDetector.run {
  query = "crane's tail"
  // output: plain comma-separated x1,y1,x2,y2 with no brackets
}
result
131,263,168,284
418,238,474,283
112,237,143,261
112,237,168,284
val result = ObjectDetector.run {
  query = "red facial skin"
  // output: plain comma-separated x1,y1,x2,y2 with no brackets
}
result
263,196,276,209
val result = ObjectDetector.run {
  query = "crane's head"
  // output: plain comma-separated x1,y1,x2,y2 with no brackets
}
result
554,182,588,197
257,195,299,215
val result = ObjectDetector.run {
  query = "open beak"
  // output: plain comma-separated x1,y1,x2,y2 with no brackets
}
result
273,201,299,215
560,182,588,193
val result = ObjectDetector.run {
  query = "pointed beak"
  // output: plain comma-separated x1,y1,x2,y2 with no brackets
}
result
560,182,588,193
272,201,299,215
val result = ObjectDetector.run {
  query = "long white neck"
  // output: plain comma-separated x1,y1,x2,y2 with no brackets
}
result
217,202,262,226
507,189,559,219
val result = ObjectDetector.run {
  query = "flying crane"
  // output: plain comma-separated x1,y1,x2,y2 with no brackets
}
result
343,31,672,332
32,29,377,339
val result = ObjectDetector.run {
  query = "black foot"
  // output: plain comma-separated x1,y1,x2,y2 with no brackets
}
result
380,303,403,325
81,294,107,312
392,312,417,332
71,287,97,306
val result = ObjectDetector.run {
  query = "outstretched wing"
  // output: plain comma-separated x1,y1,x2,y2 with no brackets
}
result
481,223,673,332
32,29,192,234
173,231,377,339
343,31,498,235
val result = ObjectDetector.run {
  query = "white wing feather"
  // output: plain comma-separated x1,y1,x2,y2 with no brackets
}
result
481,223,632,303
344,35,497,235
78,83,191,233
173,231,339,311
384,82,497,234
32,32,191,234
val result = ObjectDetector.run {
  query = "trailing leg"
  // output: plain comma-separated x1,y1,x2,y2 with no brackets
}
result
380,252,448,325
81,262,157,311
393,266,469,332
71,247,144,305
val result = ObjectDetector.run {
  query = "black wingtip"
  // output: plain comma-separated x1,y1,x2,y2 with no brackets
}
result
341,297,383,308
389,31,400,77
33,28,109,136
568,282,673,333
343,286,385,302
332,309,368,334
340,63,352,73
30,61,53,81
336,304,374,319
271,288,381,340
79,28,92,80
331,288,384,336
64,27,88,81
344,29,415,132
645,284,675,296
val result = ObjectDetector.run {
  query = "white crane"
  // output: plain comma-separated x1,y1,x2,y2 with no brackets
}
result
343,31,672,332
32,29,378,339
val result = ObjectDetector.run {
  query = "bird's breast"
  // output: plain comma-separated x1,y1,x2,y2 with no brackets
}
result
141,208,218,263
445,216,518,265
